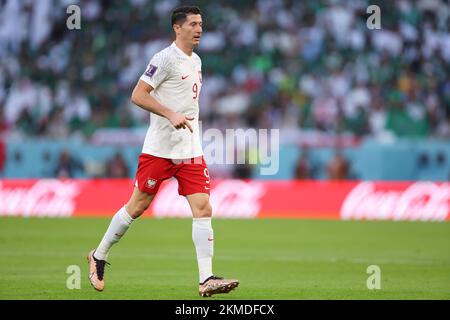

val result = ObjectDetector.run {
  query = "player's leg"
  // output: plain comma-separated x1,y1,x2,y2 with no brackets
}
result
94,187,155,260
176,157,238,297
88,153,173,291
87,187,154,291
186,192,214,283
185,193,239,297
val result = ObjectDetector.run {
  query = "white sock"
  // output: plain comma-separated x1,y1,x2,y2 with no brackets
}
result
94,206,134,261
192,217,214,284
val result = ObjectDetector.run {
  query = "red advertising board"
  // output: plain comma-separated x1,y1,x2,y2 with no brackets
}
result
0,179,449,221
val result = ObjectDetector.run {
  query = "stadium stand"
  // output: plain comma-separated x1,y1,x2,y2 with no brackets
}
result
0,0,449,180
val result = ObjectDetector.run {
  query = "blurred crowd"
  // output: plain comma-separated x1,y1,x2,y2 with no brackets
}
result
294,148,353,180
52,150,129,178
1,0,450,142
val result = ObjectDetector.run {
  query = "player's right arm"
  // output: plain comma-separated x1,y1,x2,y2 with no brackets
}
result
131,80,193,132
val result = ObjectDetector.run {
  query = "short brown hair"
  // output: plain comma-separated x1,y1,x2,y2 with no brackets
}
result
171,6,202,27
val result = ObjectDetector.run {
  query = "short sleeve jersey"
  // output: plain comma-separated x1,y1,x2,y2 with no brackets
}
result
139,42,203,159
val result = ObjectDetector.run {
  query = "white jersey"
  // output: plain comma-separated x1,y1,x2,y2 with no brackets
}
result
139,42,203,159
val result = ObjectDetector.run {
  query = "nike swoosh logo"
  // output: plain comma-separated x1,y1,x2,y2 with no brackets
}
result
181,75,190,80
208,238,214,241
204,186,210,190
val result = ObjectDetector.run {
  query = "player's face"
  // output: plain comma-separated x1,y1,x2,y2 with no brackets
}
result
178,14,203,47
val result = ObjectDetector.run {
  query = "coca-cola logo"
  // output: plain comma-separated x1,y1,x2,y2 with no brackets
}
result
341,182,450,221
0,180,80,217
152,180,265,218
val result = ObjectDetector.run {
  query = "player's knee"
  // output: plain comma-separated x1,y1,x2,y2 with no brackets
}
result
125,201,149,219
194,202,212,218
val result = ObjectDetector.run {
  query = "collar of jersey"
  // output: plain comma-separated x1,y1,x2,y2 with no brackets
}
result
171,42,193,59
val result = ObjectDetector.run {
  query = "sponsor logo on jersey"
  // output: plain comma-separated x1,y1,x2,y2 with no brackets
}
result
145,64,158,78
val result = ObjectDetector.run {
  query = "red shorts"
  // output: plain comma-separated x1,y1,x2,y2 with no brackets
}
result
135,154,210,196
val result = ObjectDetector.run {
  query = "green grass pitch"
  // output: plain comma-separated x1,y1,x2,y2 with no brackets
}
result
0,217,449,299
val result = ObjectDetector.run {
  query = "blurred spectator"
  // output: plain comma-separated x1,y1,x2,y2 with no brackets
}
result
232,148,254,179
0,106,8,132
418,152,430,169
436,112,450,138
326,150,350,180
54,150,84,178
0,139,5,175
294,149,313,180
47,107,70,139
232,163,253,179
105,152,129,178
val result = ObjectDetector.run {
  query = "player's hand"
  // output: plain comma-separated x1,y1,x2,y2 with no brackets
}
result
168,112,194,133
